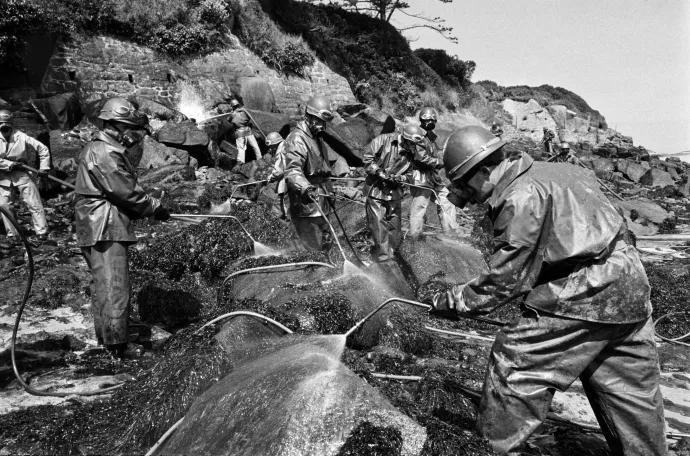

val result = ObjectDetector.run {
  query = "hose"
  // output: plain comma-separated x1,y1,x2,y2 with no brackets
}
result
653,312,690,348
321,192,364,266
200,310,294,333
229,180,269,200
221,262,336,287
344,297,505,338
1,206,123,397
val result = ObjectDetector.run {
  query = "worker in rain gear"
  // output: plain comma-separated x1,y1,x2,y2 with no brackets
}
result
266,131,288,220
75,97,170,359
490,122,504,138
284,95,335,251
229,99,262,164
0,109,51,245
541,126,555,155
431,125,666,456
363,124,420,262
408,107,459,239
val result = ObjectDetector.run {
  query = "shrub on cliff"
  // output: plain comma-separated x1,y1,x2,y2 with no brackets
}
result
228,0,315,75
414,48,476,90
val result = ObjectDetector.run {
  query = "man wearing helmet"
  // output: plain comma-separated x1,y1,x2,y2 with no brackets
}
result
542,126,555,156
0,109,52,244
362,124,419,262
430,125,666,455
284,95,336,251
266,132,288,220
229,99,262,165
75,97,170,359
408,107,459,239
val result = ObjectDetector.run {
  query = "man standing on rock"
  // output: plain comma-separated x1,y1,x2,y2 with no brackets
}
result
284,95,335,251
266,131,288,220
431,125,667,455
363,124,420,262
0,109,52,245
75,97,170,359
229,99,262,165
408,107,459,239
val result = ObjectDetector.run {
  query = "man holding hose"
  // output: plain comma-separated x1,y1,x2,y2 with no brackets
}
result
284,95,336,251
75,97,170,359
0,109,51,245
362,124,421,262
430,125,666,455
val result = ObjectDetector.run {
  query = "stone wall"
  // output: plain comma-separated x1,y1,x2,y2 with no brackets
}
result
40,35,356,116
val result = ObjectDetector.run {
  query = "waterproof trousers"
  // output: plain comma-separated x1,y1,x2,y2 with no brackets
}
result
0,181,48,237
292,216,331,252
366,196,402,262
236,134,262,164
477,311,666,456
408,186,458,238
81,241,131,346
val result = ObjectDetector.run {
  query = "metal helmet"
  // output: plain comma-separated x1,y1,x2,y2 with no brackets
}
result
419,107,438,122
230,99,241,108
401,124,426,144
0,109,13,126
560,142,570,150
443,125,507,182
305,95,334,122
265,132,284,147
98,98,148,127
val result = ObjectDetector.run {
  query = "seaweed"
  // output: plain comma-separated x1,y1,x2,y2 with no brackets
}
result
336,421,403,456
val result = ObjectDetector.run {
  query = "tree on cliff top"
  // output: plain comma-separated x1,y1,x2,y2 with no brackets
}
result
314,0,457,43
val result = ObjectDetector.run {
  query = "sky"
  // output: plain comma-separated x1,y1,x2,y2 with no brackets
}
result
392,0,690,155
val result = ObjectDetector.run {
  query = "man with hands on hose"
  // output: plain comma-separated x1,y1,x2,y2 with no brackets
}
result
265,131,288,220
408,107,459,238
0,109,52,245
362,124,421,262
430,125,666,456
75,97,170,359
284,95,335,251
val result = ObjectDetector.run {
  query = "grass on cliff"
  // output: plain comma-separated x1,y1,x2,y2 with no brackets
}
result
265,2,478,116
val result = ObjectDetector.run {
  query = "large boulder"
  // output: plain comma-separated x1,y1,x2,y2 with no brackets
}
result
160,335,426,456
156,120,214,166
578,156,615,180
139,136,188,169
640,168,675,188
134,96,185,121
396,235,487,290
48,130,84,162
613,197,673,225
237,77,277,112
616,159,650,183
245,109,291,141
32,92,83,130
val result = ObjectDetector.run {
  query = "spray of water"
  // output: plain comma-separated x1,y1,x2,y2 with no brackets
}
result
253,242,279,257
177,81,210,122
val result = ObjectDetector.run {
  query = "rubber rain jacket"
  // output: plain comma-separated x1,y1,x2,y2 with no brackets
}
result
456,153,651,324
230,108,253,138
411,130,446,189
362,132,414,200
0,130,51,186
75,132,160,247
269,141,288,195
362,132,414,261
284,120,334,218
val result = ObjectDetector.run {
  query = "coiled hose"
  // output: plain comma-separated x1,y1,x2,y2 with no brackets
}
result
1,206,123,397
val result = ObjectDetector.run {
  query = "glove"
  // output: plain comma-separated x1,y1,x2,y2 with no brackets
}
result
304,185,318,201
37,169,50,178
268,174,280,183
429,284,471,320
152,206,171,221
429,291,460,320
